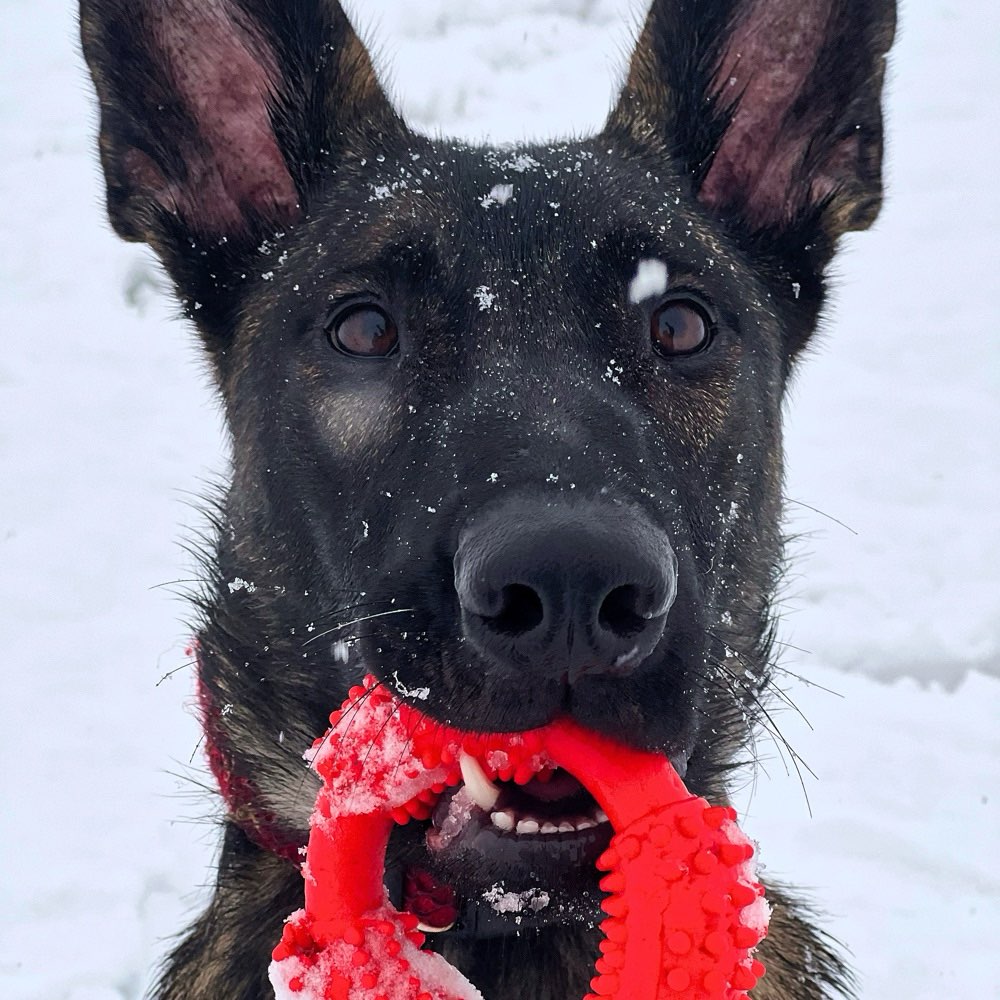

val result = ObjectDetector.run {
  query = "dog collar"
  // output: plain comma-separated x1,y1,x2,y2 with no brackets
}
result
197,672,305,864
196,668,462,928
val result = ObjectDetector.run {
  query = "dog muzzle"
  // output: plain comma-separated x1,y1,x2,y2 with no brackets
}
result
267,676,769,1000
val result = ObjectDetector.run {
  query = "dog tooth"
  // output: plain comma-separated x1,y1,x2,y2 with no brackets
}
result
540,821,559,835
417,920,455,934
491,810,516,832
575,818,597,831
460,752,501,811
594,809,609,824
516,818,540,835
558,821,577,833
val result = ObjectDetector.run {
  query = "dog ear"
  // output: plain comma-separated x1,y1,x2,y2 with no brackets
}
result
608,0,896,242
80,0,401,248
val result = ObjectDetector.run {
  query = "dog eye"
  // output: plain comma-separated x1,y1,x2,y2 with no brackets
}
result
330,305,399,358
650,299,712,357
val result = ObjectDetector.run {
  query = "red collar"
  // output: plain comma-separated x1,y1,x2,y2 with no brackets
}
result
197,671,305,863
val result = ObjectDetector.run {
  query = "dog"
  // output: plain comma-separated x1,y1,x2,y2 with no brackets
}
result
80,0,895,996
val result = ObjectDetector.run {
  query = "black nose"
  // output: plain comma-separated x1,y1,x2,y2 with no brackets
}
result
454,501,677,684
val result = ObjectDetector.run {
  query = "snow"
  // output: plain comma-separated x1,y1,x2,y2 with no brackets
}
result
481,885,551,917
473,285,497,311
628,259,669,304
270,906,483,1000
391,670,430,701
1,1,997,999
309,693,450,817
427,787,479,851
481,183,515,207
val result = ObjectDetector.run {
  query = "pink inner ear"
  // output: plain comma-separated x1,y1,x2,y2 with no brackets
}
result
700,0,831,227
141,0,300,236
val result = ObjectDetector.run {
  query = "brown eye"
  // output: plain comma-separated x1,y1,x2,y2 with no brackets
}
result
651,300,712,357
330,305,399,358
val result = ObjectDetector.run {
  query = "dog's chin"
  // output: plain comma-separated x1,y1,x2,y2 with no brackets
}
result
400,753,691,937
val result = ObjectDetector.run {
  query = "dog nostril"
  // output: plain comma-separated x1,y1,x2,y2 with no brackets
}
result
598,585,649,638
487,584,545,636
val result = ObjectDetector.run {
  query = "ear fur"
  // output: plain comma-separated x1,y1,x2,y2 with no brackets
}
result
609,0,896,241
80,0,402,248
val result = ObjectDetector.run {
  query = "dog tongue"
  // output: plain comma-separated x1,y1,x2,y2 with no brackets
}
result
269,678,769,1000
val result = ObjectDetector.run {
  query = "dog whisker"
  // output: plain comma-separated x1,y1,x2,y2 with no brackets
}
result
294,679,387,803
155,657,196,687
784,496,860,536
699,651,817,816
164,764,223,799
302,608,417,646
310,599,394,625
768,664,847,700
297,601,392,647
357,699,405,793
187,733,206,766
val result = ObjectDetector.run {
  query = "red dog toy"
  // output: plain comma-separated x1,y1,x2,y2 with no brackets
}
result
269,677,769,999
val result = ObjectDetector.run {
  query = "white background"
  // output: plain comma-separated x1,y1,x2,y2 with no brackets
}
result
1,1,997,997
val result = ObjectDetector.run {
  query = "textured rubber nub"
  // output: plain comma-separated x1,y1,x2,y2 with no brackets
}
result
268,676,769,1000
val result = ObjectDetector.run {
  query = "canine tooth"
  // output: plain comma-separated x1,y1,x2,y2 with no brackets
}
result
575,818,597,831
595,809,609,824
558,821,576,833
491,810,516,832
460,752,501,811
540,821,559,835
516,818,540,835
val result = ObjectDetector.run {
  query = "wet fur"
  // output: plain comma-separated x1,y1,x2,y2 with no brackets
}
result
80,0,895,996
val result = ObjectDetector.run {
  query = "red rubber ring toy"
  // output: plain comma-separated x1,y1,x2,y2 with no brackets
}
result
269,676,769,999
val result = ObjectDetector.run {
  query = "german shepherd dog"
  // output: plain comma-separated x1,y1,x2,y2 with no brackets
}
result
81,1,895,996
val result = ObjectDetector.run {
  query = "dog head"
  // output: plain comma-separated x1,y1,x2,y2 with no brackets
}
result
82,0,894,939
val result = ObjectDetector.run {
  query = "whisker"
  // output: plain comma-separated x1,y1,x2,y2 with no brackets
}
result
705,628,815,729
163,766,220,798
188,733,205,765
767,638,814,656
784,497,858,536
310,599,392,625
357,700,404,793
156,657,196,687
303,608,416,646
295,679,387,801
702,656,815,816
768,664,846,699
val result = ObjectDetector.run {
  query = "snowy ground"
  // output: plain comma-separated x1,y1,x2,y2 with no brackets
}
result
1,1,997,998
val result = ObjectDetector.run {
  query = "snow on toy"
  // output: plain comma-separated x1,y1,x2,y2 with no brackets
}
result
269,676,769,1000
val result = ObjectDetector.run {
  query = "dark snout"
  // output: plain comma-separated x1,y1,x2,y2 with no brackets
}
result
454,500,677,685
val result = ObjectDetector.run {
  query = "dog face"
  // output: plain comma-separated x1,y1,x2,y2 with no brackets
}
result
82,0,894,948
212,140,799,918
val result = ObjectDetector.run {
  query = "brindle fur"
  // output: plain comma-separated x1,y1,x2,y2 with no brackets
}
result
80,0,894,996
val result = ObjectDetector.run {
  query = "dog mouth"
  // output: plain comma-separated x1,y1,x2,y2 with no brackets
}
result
410,747,690,933
427,760,613,887
434,757,610,843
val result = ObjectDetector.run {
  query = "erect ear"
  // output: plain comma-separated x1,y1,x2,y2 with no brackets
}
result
80,0,402,249
607,0,896,242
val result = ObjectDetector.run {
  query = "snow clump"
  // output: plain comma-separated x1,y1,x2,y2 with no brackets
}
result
481,183,514,207
628,258,669,303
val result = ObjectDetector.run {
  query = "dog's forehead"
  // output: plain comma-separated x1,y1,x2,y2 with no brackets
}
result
316,137,734,280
